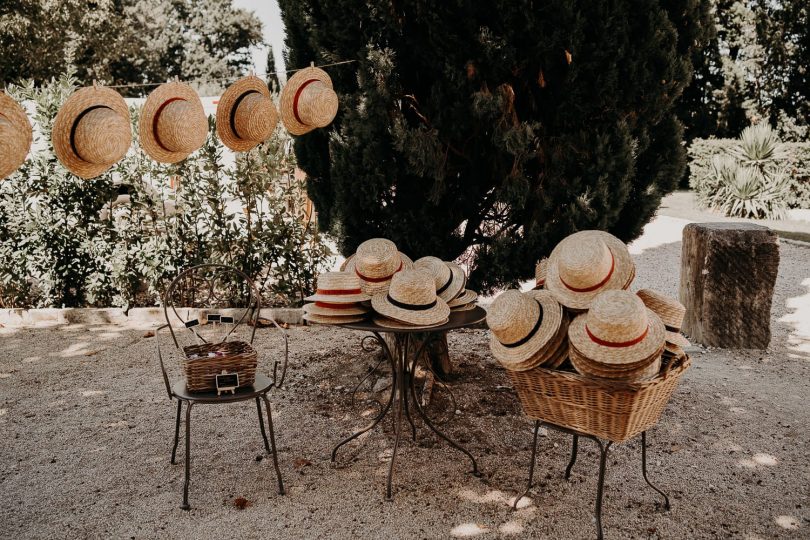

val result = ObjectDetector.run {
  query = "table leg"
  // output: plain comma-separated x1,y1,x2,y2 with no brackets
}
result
386,341,407,500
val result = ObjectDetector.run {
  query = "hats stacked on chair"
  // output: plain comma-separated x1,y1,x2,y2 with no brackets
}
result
303,272,370,325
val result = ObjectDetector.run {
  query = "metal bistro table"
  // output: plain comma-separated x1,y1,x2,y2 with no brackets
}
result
331,307,487,500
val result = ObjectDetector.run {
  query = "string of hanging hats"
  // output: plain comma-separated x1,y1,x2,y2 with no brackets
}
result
0,92,33,180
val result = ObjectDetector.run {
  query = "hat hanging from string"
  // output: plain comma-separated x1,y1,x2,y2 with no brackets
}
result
0,92,33,180
139,82,208,164
216,75,279,151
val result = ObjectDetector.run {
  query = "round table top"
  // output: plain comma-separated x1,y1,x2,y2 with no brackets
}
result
339,306,487,334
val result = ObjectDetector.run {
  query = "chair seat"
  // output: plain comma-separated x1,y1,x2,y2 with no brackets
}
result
172,373,275,403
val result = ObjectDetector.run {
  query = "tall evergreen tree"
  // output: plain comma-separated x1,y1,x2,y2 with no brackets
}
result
280,0,701,290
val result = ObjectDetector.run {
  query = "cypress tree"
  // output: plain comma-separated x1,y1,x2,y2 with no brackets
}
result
280,0,704,291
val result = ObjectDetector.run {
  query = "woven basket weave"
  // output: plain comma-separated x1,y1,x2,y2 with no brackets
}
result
507,355,690,442
182,340,258,392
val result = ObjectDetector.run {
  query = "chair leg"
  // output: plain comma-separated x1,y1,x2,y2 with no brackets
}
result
261,395,285,495
641,431,671,510
565,434,579,479
512,420,541,510
256,397,271,454
171,400,182,464
181,402,194,511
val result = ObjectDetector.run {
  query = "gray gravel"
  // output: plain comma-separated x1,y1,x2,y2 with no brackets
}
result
1,241,809,539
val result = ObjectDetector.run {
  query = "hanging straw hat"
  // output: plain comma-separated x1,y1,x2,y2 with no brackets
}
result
304,272,370,303
414,256,465,302
371,269,450,326
216,75,278,152
546,230,635,311
51,85,130,179
568,290,665,367
487,289,565,370
346,238,413,295
279,65,339,135
0,93,33,180
139,82,208,163
534,258,548,289
636,289,691,348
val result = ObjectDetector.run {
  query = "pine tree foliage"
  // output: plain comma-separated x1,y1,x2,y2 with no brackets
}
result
280,0,704,290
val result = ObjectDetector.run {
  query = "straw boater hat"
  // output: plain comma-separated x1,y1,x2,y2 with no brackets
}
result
568,290,665,367
303,312,367,325
0,93,32,180
51,85,130,179
546,230,635,311
636,289,691,348
216,75,278,152
487,289,564,370
304,272,370,304
279,65,339,136
346,238,413,295
534,258,548,289
371,269,450,327
414,256,465,302
139,82,208,163
448,289,478,307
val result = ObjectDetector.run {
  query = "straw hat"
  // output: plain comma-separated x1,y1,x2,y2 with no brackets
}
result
570,346,661,382
339,254,354,272
546,230,635,310
414,256,465,302
304,302,369,317
535,258,548,289
0,93,33,180
373,315,449,330
51,86,130,179
279,66,339,136
636,289,691,348
448,289,478,307
346,238,414,295
488,289,564,369
216,76,278,152
371,269,450,326
304,272,370,303
568,290,665,366
304,313,367,325
139,82,208,163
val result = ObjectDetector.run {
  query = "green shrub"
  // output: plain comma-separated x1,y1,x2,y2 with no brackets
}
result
0,75,330,309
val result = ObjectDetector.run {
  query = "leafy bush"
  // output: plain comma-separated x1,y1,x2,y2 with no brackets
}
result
0,75,330,309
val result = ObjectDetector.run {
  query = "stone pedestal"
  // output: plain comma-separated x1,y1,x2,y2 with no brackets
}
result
679,222,779,349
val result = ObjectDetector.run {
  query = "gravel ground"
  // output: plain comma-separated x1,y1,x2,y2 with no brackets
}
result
1,240,809,540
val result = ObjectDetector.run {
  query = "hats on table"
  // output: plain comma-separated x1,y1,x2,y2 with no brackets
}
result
414,256,465,302
488,289,567,371
139,82,208,163
0,92,33,180
546,230,635,311
568,290,665,381
345,238,413,295
636,289,691,348
535,258,548,289
52,86,130,179
279,66,339,136
371,269,450,327
303,272,370,325
448,289,478,308
216,75,278,152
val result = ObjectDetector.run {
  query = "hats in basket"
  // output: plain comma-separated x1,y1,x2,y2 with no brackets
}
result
371,269,450,327
52,85,130,179
139,82,208,163
279,66,339,136
546,230,635,311
488,289,567,370
534,257,548,289
0,93,33,180
345,238,413,295
414,256,465,302
568,290,665,374
636,289,691,348
216,75,278,152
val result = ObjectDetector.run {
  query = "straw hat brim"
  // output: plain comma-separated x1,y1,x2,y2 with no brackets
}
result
450,302,476,312
438,263,466,302
490,290,564,366
279,66,333,136
0,93,33,180
52,86,129,179
371,294,450,326
344,252,413,273
303,291,370,303
372,315,448,330
339,254,354,272
448,289,478,307
667,331,691,348
568,309,666,366
139,83,206,163
304,313,368,325
545,340,570,369
216,76,275,152
304,302,369,316
570,348,661,382
546,231,635,310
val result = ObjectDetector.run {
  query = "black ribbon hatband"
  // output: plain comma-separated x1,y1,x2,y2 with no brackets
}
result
502,301,544,348
386,294,437,311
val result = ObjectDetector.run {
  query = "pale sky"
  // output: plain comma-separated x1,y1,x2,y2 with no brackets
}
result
233,0,288,83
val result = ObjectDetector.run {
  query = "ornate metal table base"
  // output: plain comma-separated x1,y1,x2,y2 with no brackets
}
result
331,331,481,500
514,421,670,540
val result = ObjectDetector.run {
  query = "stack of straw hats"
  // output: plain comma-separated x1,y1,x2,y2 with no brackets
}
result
279,66,339,136
216,75,278,152
139,82,208,164
637,289,690,362
488,290,569,371
414,256,478,312
52,85,131,179
344,238,413,295
0,92,32,180
371,269,451,329
303,272,370,324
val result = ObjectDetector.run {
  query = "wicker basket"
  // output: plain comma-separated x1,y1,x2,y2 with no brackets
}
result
182,340,258,392
507,355,691,442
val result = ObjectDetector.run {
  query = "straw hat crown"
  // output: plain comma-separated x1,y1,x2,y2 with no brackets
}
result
487,290,540,346
216,76,278,152
558,236,613,292
304,271,370,303
0,93,33,180
52,86,130,179
139,82,208,164
355,238,404,280
586,290,648,344
387,269,437,306
280,66,339,136
370,269,450,326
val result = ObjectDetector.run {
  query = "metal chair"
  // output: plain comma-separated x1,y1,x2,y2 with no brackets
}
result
154,264,288,510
